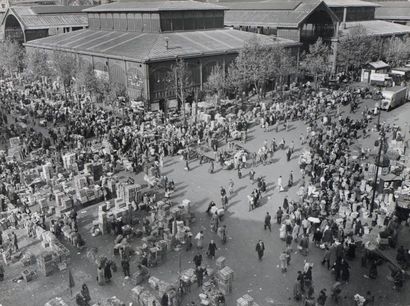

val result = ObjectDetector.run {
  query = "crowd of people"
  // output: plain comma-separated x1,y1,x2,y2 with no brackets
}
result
0,75,409,306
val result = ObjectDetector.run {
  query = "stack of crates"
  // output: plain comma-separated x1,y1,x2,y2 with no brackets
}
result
237,294,254,306
105,296,125,306
217,266,234,295
44,297,68,306
38,252,54,276
131,286,146,305
216,256,226,268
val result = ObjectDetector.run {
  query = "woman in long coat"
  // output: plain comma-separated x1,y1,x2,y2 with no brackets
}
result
104,261,112,283
340,259,350,283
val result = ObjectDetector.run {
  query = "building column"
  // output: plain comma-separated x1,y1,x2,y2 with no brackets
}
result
331,22,340,75
143,63,150,110
342,7,347,29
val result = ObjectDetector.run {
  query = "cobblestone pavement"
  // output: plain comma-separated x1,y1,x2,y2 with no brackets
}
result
1,96,410,306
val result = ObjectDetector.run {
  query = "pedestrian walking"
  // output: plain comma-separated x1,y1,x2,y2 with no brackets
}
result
161,293,169,306
228,179,234,195
207,240,217,259
321,246,331,270
217,225,227,244
279,250,289,272
121,257,130,278
278,176,284,192
255,240,265,260
317,289,327,306
195,231,204,249
286,148,292,162
276,207,283,224
264,212,272,231
0,263,4,281
193,253,202,268
250,169,256,183
81,283,91,305
195,266,207,288
209,160,214,174
221,194,228,210
12,232,18,252
288,170,294,187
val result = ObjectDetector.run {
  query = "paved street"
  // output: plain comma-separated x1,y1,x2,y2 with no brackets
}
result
1,96,410,306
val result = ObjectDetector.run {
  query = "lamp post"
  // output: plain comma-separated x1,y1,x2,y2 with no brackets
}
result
370,129,385,213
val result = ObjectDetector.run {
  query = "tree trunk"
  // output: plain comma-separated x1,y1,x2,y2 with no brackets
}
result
63,84,68,102
180,85,185,118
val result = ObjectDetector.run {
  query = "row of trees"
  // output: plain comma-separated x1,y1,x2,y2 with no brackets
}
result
202,36,329,98
24,49,127,102
202,29,410,99
337,26,410,71
0,40,127,103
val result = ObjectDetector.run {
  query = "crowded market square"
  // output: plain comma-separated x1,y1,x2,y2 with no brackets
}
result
1,1,410,306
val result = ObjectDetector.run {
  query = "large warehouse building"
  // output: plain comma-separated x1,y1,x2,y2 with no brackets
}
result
24,1,300,109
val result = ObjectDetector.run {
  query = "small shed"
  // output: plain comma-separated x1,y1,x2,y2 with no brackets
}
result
361,60,391,85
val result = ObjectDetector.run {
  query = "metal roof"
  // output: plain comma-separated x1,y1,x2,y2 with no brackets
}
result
4,6,88,30
224,0,337,28
220,1,303,10
375,2,410,20
31,5,91,14
83,1,226,13
324,0,380,8
24,28,300,63
368,60,389,69
339,20,410,38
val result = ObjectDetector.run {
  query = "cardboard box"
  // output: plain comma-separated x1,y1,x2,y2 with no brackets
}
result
219,266,234,281
216,256,226,268
131,285,146,303
45,297,68,306
148,276,160,290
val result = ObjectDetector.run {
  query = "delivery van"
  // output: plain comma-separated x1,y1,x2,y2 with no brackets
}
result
380,86,408,111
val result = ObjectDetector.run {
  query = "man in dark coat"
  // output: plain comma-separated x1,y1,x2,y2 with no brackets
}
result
276,207,283,224
104,262,112,282
193,253,202,268
121,257,130,277
195,266,207,288
264,212,272,231
256,240,265,260
207,240,217,259
161,293,169,306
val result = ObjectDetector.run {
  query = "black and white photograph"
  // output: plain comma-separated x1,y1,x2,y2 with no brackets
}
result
0,0,410,305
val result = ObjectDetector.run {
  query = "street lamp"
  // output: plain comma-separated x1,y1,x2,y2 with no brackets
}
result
370,129,386,213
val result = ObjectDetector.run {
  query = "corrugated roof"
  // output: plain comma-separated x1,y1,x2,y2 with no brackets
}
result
220,1,302,10
375,2,410,20
339,20,410,38
83,1,226,12
368,60,389,69
31,5,91,14
377,1,410,8
224,0,329,28
24,28,300,63
324,0,380,8
7,6,88,29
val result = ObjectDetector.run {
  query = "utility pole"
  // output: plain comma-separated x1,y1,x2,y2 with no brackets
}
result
370,130,385,213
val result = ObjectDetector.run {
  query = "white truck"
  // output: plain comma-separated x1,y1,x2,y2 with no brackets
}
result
380,86,408,111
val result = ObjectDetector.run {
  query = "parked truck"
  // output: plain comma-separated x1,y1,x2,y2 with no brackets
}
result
380,86,408,111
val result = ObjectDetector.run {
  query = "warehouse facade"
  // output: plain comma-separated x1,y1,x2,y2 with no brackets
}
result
24,1,300,109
